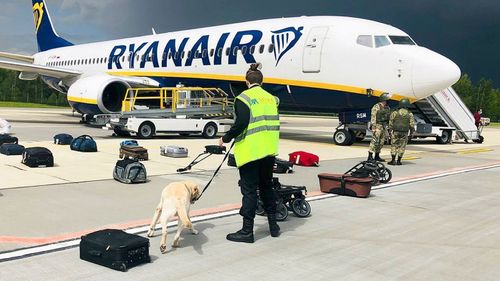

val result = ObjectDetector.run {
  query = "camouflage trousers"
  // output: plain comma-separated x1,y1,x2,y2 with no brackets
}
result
369,124,387,153
391,131,409,157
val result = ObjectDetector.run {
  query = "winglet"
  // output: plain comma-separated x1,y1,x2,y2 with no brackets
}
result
32,0,73,51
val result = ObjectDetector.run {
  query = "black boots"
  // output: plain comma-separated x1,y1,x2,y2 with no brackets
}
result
367,152,374,161
374,153,385,162
268,213,280,237
388,155,396,165
396,156,402,166
227,218,254,243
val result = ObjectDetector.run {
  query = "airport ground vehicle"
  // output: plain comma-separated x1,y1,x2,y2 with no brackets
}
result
333,87,484,145
102,87,234,139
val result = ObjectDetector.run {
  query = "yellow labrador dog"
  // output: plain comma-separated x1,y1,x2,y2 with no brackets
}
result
147,181,201,253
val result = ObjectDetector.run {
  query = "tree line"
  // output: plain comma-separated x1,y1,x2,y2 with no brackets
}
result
0,69,68,106
0,69,498,121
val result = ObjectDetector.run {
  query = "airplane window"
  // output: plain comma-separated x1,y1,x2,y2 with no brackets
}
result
268,44,274,53
226,47,230,56
356,35,373,48
181,52,185,59
122,56,126,62
250,45,255,54
168,52,172,59
259,44,265,54
104,57,107,64
241,46,247,55
389,36,416,45
232,46,239,56
210,49,214,57
217,48,222,57
375,36,391,48
187,51,192,58
202,49,207,58
174,52,179,59
162,52,166,60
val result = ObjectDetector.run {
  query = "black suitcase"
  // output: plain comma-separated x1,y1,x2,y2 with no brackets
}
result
54,133,73,145
0,143,25,155
22,147,54,167
0,134,18,146
80,229,150,271
274,158,294,174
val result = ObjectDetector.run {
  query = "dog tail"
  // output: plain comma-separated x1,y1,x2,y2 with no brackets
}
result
176,201,192,228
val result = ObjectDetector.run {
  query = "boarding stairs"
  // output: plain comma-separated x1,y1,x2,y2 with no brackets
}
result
410,87,481,142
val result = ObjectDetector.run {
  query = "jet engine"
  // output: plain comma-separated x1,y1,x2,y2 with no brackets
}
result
67,74,131,114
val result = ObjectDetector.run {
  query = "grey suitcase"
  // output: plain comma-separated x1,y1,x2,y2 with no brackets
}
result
161,145,188,158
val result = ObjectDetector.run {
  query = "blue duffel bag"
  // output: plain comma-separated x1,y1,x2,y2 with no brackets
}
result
54,133,73,145
120,140,139,147
70,135,98,152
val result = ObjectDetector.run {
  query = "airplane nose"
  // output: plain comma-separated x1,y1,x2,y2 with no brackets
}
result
412,48,461,99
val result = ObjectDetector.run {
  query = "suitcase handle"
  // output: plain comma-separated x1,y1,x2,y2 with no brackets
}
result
89,250,102,257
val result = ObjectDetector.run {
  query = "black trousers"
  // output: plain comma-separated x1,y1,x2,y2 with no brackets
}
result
238,156,277,220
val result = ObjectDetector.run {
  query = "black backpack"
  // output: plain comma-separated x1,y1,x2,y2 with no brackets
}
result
113,158,147,184
0,134,18,146
54,133,73,145
22,147,54,168
273,158,294,174
0,143,25,155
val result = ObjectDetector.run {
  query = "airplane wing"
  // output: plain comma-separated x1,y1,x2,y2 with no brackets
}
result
0,51,34,63
0,59,81,79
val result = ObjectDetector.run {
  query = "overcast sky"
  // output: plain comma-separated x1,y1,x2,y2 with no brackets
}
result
0,0,498,85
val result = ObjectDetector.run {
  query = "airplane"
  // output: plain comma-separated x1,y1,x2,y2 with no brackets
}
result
0,0,460,117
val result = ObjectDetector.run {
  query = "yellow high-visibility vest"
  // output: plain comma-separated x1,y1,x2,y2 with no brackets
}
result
233,86,280,167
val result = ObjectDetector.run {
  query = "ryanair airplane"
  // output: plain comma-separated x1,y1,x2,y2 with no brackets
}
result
0,0,460,115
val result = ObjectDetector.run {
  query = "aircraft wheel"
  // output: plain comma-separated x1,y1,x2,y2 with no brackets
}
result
333,129,353,146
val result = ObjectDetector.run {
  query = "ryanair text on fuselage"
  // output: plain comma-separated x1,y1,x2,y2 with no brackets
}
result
107,27,303,70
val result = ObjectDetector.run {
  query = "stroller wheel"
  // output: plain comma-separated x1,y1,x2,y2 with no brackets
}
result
291,198,311,217
276,203,288,221
378,168,392,183
256,200,266,216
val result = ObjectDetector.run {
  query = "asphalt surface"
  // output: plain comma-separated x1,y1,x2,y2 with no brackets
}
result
1,108,500,281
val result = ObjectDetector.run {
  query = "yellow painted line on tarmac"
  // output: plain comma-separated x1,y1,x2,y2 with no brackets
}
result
457,148,493,155
402,155,421,160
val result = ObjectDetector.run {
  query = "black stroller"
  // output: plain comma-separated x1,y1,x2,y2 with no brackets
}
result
345,160,392,185
256,178,311,221
177,145,227,173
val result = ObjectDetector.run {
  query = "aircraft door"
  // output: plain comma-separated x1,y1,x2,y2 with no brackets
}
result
302,27,329,73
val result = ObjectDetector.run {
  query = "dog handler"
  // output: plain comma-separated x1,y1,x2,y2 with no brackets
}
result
219,62,281,243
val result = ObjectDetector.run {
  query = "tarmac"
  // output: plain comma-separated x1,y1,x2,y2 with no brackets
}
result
1,108,500,281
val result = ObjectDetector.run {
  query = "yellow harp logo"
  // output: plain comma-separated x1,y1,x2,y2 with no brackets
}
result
33,2,44,33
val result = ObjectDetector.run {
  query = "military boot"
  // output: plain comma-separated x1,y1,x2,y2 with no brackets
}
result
374,153,385,162
396,156,403,166
226,218,254,243
267,213,281,237
388,155,396,165
367,152,374,161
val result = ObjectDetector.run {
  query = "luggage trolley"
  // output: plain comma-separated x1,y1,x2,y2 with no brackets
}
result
256,178,311,221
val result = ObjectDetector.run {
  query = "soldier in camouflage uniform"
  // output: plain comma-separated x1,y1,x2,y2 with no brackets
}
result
368,93,391,162
388,98,415,165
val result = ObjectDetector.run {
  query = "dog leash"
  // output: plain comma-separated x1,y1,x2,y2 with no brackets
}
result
196,142,235,201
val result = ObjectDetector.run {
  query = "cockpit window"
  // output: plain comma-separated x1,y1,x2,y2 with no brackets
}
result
356,35,373,48
389,36,416,45
374,36,391,48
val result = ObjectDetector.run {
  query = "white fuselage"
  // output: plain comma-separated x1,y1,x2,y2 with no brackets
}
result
32,16,460,114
